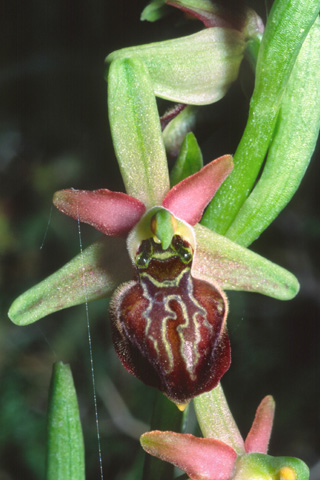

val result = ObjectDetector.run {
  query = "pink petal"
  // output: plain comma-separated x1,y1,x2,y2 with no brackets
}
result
141,431,237,480
53,189,146,237
162,155,233,225
244,395,275,454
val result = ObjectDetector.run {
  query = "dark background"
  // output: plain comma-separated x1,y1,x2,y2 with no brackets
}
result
1,1,319,478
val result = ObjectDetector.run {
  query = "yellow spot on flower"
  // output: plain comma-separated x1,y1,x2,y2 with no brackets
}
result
278,466,296,480
175,401,189,412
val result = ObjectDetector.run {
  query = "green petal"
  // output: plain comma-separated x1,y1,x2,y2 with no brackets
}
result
201,0,320,234
108,57,170,208
170,132,203,187
46,362,85,480
8,237,132,326
106,28,245,105
225,16,320,247
193,224,299,300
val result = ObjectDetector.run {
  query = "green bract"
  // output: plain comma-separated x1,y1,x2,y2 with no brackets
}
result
106,28,245,105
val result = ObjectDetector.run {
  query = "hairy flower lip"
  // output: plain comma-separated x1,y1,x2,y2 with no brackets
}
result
110,240,231,405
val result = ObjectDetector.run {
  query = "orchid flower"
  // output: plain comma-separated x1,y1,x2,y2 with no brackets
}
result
141,392,309,480
8,57,299,408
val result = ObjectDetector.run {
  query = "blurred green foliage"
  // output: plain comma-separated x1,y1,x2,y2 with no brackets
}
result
0,0,319,478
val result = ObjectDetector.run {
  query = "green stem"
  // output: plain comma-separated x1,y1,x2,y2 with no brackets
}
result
193,383,245,455
201,0,320,235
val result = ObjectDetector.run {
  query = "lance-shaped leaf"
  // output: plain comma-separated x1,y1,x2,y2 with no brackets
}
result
163,155,233,226
8,237,132,325
245,396,275,454
193,224,299,300
170,132,203,187
108,57,169,208
106,28,245,105
141,430,237,480
194,383,245,455
46,362,85,480
225,16,320,247
53,189,146,237
201,0,320,235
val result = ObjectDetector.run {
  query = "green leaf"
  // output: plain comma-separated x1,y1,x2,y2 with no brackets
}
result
201,0,320,235
108,57,170,208
46,362,85,480
225,16,320,247
8,237,132,325
193,384,245,455
193,224,299,300
106,28,245,105
170,132,203,187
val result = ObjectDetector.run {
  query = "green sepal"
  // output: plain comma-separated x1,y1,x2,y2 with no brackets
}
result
46,362,85,480
234,453,309,480
194,384,245,456
141,0,170,22
193,224,299,300
226,16,320,247
106,28,245,105
108,57,169,208
8,237,132,325
201,0,320,235
170,132,203,187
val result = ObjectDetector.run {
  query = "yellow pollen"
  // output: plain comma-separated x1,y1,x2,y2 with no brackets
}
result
278,466,296,480
175,401,189,412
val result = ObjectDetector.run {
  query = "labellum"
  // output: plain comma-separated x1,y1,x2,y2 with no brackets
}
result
110,208,230,407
